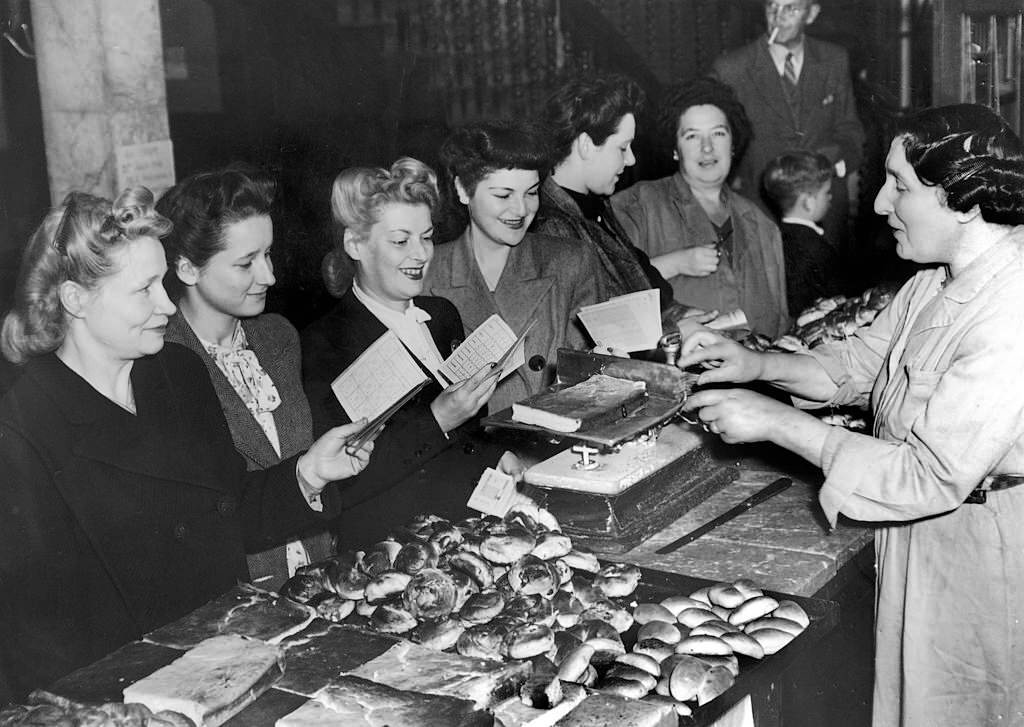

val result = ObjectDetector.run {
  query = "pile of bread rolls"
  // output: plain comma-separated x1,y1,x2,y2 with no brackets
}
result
279,504,623,662
279,511,811,715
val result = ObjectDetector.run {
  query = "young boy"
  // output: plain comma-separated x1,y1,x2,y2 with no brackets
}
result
763,151,845,315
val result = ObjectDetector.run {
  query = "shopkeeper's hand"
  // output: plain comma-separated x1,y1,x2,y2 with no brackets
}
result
431,363,501,433
683,388,788,444
676,329,764,385
298,420,375,491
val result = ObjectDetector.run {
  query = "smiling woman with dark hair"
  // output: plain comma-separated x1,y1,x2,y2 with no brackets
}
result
424,120,600,414
679,103,1024,726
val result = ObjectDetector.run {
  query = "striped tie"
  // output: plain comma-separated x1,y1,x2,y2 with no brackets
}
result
783,52,799,105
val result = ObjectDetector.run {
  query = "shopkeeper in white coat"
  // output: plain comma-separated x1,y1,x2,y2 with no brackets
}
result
680,104,1024,726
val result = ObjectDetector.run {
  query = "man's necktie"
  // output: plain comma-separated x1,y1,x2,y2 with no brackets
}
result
783,52,798,103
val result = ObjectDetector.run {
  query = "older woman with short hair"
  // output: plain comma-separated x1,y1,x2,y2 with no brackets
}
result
0,188,370,702
612,77,789,337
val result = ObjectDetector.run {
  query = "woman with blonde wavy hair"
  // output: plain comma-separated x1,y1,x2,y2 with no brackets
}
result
302,157,498,549
0,187,372,703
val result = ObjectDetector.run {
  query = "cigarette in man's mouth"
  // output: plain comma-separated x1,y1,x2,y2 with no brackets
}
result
768,26,779,44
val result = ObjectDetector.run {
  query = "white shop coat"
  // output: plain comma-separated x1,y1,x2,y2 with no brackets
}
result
797,229,1024,726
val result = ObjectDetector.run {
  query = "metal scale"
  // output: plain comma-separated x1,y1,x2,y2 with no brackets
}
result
483,346,738,553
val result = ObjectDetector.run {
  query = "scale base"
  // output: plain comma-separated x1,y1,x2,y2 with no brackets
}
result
523,444,738,555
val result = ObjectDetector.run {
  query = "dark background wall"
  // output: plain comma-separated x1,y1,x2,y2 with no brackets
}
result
1,0,921,329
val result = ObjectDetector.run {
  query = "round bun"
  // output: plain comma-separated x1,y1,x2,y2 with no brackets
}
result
593,563,641,598
314,594,355,623
414,618,466,651
457,622,511,660
508,555,558,598
480,523,537,564
459,588,505,625
447,549,494,590
403,568,457,620
370,603,417,634
506,622,555,659
364,570,412,604
562,548,600,573
530,531,572,560
633,602,676,625
637,620,682,645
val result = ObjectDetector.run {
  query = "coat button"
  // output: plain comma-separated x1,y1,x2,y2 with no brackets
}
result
463,441,477,455
173,523,188,541
528,355,546,372
217,498,236,516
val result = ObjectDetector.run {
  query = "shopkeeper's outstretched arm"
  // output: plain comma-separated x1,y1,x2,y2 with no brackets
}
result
677,330,839,402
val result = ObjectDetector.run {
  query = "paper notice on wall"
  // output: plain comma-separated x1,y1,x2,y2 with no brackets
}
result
115,140,176,197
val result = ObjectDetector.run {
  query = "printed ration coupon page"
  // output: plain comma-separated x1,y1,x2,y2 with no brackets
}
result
331,330,429,423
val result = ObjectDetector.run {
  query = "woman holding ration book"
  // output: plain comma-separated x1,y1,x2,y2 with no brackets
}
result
302,157,502,550
0,188,372,703
157,165,335,593
425,120,601,415
679,104,1024,726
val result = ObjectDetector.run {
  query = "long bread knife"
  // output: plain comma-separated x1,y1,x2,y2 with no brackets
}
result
655,477,793,554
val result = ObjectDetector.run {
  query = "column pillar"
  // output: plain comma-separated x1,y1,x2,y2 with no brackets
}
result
31,0,172,204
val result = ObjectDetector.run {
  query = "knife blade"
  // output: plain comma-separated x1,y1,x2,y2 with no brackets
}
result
655,477,793,555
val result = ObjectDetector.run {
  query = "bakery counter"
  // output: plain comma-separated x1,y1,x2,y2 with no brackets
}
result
620,444,876,727
621,444,873,599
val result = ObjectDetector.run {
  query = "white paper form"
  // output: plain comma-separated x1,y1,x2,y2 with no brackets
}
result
577,289,661,352
438,314,530,384
330,330,429,423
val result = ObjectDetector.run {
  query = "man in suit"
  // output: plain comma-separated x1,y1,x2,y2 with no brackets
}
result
711,0,864,250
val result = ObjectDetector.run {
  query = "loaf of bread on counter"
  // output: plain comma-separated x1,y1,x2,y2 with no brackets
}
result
122,634,283,727
511,375,646,433
275,676,489,727
346,640,531,709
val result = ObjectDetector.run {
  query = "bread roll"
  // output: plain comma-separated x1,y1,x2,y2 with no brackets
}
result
605,665,658,692
747,627,795,655
370,603,417,634
636,620,681,645
562,549,600,573
530,531,572,560
743,616,805,637
696,665,734,706
506,623,555,660
674,635,733,656
669,654,709,702
720,630,765,659
557,643,595,682
659,594,709,617
364,571,412,605
728,595,780,626
459,589,504,625
598,677,650,700
480,524,536,564
414,618,465,652
708,583,746,609
593,563,641,598
677,607,719,628
633,603,676,625
614,652,661,678
773,599,810,628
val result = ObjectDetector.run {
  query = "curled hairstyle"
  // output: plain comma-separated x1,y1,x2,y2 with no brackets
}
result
1,187,171,364
436,120,553,240
543,74,646,163
322,157,438,296
156,164,277,300
658,77,753,167
762,151,834,214
897,103,1024,225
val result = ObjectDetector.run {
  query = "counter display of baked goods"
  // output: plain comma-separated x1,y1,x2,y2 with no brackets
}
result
8,507,837,726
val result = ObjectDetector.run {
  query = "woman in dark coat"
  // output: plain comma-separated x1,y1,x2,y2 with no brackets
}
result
0,188,372,702
302,158,499,549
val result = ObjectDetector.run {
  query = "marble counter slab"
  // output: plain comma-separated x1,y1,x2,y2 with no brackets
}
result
620,447,874,597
